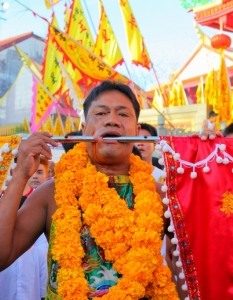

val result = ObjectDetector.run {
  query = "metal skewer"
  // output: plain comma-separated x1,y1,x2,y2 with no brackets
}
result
22,136,159,143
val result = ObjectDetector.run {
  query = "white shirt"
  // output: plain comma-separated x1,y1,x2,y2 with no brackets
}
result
151,166,164,183
0,234,48,300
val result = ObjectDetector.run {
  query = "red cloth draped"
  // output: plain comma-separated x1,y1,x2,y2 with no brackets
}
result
163,136,233,300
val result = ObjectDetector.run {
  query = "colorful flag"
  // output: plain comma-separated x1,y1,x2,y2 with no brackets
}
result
22,117,31,133
152,89,163,110
45,115,54,133
176,81,187,106
94,0,124,68
45,0,60,9
119,0,151,69
42,15,63,96
65,115,75,134
216,53,232,124
67,0,94,51
49,25,129,86
204,69,217,106
31,77,57,133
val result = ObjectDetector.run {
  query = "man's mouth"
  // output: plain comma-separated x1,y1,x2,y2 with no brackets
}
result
101,132,122,143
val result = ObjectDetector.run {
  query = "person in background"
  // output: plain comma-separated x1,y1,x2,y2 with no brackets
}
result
48,160,55,179
223,123,233,137
202,110,218,132
28,156,49,189
62,129,83,153
135,123,164,183
0,156,49,300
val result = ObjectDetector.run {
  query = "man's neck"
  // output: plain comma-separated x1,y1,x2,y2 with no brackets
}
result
143,157,153,166
23,184,32,196
95,162,130,176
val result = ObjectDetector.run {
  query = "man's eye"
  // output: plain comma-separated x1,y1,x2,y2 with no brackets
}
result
96,112,105,116
119,113,128,117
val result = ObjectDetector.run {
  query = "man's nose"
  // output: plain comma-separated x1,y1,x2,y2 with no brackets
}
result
104,112,121,127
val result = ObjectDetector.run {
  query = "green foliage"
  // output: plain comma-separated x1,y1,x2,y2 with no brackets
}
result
180,0,214,9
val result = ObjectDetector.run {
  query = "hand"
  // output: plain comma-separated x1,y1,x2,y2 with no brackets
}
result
14,132,59,180
192,130,223,141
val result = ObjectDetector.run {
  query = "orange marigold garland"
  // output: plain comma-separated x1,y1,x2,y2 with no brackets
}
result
53,143,178,300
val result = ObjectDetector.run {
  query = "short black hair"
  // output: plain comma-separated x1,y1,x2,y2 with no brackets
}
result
83,81,140,120
209,110,218,118
139,123,158,137
62,130,82,153
223,123,233,137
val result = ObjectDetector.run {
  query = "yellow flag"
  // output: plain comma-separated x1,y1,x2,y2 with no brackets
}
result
94,0,124,68
43,15,63,96
176,81,187,106
49,25,129,86
38,123,46,132
65,116,75,134
31,78,57,132
196,77,204,104
45,116,54,133
170,83,178,106
22,117,31,133
216,53,232,123
119,0,150,69
152,89,163,110
53,114,65,136
67,0,94,51
64,3,71,32
45,0,60,9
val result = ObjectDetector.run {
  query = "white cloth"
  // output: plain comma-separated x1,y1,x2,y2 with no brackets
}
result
206,120,215,130
0,234,48,300
151,166,164,183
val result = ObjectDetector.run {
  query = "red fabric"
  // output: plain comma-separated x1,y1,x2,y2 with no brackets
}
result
163,136,233,300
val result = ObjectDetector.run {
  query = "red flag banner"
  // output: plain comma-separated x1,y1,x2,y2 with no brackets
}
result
162,136,233,300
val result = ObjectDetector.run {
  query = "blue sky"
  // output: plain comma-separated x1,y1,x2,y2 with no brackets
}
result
0,0,222,90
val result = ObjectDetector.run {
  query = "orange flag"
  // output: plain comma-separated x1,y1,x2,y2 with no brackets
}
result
67,0,94,51
49,25,129,86
94,0,124,68
42,15,63,96
119,0,150,69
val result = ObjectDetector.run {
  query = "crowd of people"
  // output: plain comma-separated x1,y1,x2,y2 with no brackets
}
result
0,80,233,300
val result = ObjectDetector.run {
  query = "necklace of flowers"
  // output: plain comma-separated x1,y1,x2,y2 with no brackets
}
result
52,142,178,300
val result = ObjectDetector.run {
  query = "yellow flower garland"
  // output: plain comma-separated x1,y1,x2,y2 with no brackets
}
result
53,143,178,300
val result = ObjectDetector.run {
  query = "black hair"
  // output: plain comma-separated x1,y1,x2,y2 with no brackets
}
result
132,145,142,159
83,81,140,120
223,123,233,137
208,110,218,118
62,130,83,153
139,123,158,137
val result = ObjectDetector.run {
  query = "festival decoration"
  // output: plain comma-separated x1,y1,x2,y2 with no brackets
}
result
51,143,178,299
0,136,21,192
160,136,233,299
64,116,74,134
119,0,151,69
204,69,217,106
196,77,204,104
94,0,124,68
180,0,214,9
211,34,231,50
44,0,60,9
45,116,54,133
64,3,70,32
53,114,65,136
49,25,128,87
66,0,94,51
22,117,30,133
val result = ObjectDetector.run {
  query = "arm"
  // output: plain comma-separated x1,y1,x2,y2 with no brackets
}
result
0,133,58,270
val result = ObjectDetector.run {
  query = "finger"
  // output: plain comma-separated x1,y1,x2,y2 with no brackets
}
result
215,131,223,137
199,130,208,141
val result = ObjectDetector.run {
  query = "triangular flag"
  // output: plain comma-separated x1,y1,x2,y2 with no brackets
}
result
67,0,94,51
119,0,150,69
22,117,31,133
94,0,124,68
45,115,54,133
53,114,65,136
196,77,204,104
65,115,75,134
45,0,60,9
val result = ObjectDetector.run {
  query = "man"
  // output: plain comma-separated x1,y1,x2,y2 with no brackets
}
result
135,123,164,183
0,156,49,300
48,161,55,179
28,156,49,189
0,81,179,299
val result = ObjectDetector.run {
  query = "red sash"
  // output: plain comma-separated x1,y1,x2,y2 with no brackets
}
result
163,137,233,300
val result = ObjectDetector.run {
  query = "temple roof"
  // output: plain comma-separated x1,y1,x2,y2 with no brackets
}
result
0,32,44,51
192,0,233,32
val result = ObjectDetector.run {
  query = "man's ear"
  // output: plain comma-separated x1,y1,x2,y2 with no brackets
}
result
136,123,141,136
81,122,86,133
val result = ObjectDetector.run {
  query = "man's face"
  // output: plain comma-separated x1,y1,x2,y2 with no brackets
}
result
27,164,48,189
210,116,217,123
135,129,155,161
82,90,140,165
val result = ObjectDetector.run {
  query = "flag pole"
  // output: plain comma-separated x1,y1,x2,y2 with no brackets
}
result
82,0,97,35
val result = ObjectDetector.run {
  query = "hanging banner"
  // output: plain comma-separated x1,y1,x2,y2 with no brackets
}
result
162,136,233,300
49,25,128,86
